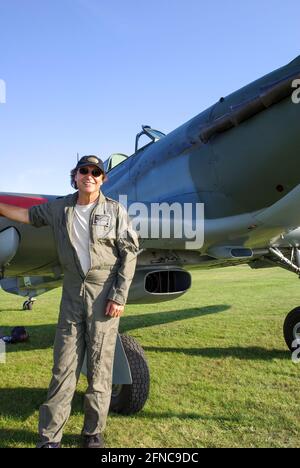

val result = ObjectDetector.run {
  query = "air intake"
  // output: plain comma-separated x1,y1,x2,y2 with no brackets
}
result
145,269,191,294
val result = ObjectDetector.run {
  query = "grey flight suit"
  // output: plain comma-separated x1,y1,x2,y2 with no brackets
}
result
29,190,139,447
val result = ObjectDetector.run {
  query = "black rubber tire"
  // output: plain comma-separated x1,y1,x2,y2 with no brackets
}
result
110,334,150,415
283,307,300,351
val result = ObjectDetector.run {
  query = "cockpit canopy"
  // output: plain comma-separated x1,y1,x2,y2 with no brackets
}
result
104,125,166,173
135,125,166,153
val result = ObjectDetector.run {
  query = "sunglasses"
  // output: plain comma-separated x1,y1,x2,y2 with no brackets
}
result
78,167,102,178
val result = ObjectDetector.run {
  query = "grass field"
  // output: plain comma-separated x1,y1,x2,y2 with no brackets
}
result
0,264,300,448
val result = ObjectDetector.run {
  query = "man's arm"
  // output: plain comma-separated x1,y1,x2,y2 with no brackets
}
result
0,203,30,224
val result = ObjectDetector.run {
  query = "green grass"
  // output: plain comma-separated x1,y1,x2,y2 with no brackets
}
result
0,264,300,448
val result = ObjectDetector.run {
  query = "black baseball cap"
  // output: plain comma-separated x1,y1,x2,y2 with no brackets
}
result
76,155,105,174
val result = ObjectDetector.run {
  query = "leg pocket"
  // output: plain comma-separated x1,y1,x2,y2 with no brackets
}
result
85,326,118,393
86,330,105,385
53,322,85,375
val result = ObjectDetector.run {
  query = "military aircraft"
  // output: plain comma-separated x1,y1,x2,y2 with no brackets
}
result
0,55,300,415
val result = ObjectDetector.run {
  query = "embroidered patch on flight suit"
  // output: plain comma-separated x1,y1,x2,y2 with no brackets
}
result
93,214,111,227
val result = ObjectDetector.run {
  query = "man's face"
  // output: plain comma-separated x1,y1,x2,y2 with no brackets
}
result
75,165,104,194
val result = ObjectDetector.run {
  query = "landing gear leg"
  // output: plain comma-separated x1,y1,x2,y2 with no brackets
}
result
22,298,36,311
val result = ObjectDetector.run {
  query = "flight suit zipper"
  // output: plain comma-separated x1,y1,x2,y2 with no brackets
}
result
80,200,100,297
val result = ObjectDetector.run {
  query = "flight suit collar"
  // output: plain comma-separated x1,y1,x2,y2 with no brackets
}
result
70,190,106,207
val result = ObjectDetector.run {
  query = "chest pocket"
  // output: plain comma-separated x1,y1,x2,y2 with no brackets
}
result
93,213,117,239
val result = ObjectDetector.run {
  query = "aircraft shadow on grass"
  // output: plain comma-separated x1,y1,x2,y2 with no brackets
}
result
2,304,230,353
0,308,25,312
0,387,84,428
1,303,291,360
0,427,83,449
0,387,97,448
0,386,240,448
143,346,289,361
120,304,230,333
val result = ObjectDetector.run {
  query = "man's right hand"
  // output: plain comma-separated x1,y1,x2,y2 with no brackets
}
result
0,203,30,224
105,300,125,318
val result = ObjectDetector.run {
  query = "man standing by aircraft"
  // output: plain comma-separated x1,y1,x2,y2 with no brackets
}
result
0,155,139,448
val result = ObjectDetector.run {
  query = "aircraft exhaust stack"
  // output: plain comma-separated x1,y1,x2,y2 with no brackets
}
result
207,246,253,260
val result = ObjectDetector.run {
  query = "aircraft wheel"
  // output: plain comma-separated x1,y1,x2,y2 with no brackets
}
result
110,334,150,415
283,307,300,351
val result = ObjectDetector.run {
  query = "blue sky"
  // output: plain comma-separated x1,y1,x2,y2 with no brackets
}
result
0,0,299,195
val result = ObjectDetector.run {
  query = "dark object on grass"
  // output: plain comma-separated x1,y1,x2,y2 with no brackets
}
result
0,326,29,344
11,326,29,344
